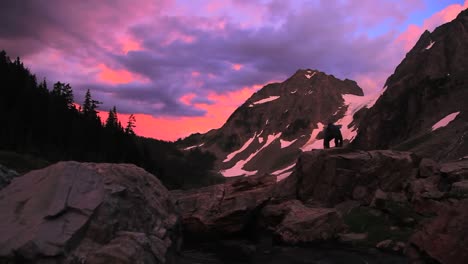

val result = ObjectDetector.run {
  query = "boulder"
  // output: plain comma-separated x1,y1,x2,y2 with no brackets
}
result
278,149,418,206
409,199,468,264
0,164,19,190
259,200,345,244
0,161,180,264
171,174,276,237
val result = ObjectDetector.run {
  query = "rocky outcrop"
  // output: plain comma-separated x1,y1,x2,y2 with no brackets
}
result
352,9,468,161
172,173,347,245
277,149,418,206
0,161,180,264
0,164,19,190
171,174,276,237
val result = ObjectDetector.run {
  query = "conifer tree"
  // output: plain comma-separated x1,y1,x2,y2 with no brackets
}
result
82,89,101,120
125,114,136,135
51,82,74,109
105,106,121,130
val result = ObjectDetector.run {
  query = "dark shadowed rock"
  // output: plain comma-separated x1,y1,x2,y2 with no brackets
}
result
278,149,418,206
410,199,468,264
0,161,180,264
0,164,19,190
171,174,276,237
259,200,345,244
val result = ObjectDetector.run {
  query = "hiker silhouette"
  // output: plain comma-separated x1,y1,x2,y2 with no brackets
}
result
324,122,343,148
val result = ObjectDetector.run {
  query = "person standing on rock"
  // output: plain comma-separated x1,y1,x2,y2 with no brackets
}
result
324,122,343,148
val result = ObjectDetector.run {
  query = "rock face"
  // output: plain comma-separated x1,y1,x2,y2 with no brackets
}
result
178,69,371,179
410,199,468,264
0,161,180,264
171,174,276,237
0,164,19,190
353,9,468,161
172,174,346,245
278,149,418,206
259,200,345,244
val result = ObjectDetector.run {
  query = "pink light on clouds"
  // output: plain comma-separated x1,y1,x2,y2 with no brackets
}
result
232,64,243,71
98,64,148,85
131,83,267,141
121,36,143,54
396,0,468,52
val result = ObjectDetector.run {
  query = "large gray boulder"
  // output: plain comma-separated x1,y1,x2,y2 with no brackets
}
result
0,161,180,264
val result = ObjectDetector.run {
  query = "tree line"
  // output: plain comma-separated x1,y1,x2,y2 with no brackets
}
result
0,50,223,189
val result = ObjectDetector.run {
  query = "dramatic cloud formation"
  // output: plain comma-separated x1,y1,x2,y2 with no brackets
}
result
1,0,467,140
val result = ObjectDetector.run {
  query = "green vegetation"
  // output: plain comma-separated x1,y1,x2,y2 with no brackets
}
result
0,50,221,190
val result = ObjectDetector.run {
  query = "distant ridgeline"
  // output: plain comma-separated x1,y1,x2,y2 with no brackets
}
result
0,50,222,189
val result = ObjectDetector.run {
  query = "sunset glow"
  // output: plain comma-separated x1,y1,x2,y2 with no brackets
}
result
1,0,467,141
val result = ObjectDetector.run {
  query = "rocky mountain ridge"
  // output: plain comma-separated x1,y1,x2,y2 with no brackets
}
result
352,9,468,161
180,69,376,181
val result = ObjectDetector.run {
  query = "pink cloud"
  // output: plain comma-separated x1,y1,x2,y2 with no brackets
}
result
128,83,268,140
396,0,468,52
232,63,243,71
98,64,148,85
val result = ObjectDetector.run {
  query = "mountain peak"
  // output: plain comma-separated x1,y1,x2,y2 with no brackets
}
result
179,69,369,179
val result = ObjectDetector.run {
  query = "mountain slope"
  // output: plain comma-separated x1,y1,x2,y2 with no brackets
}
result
180,69,375,180
352,9,468,161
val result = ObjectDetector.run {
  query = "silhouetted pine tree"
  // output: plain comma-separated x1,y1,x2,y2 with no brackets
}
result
0,50,223,189
125,114,136,135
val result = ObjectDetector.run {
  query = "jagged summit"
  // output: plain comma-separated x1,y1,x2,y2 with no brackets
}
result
353,8,468,161
179,69,372,179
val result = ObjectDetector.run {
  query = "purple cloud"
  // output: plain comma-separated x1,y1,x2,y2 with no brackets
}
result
1,0,435,119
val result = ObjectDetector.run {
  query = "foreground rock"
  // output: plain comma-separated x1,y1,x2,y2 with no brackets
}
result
409,199,468,264
0,161,180,264
260,200,345,244
277,149,418,206
171,174,276,237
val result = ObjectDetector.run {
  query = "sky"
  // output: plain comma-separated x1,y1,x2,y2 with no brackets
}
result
1,0,467,141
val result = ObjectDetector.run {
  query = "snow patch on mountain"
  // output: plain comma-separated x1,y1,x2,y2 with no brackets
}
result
184,143,205,150
301,123,325,151
280,139,297,149
252,96,280,105
272,163,295,182
305,72,317,79
223,133,257,162
276,172,293,182
221,132,282,177
220,160,257,177
271,163,295,176
432,112,460,131
334,94,378,141
425,41,435,50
